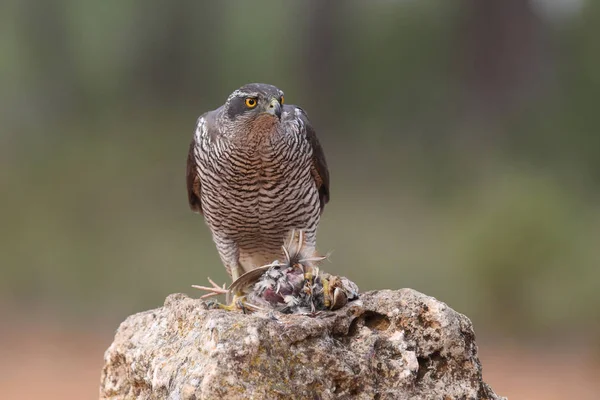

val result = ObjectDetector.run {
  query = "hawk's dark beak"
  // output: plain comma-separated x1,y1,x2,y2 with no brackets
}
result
266,98,282,119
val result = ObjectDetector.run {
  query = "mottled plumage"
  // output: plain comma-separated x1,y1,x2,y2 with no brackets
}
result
228,230,360,314
187,83,330,281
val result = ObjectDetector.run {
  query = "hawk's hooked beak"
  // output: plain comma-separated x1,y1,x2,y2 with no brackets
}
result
265,98,282,119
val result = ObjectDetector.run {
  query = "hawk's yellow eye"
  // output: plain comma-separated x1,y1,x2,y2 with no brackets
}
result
245,98,257,108
280,96,284,104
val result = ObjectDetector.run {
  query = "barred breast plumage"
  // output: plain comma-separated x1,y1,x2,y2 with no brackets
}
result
186,83,330,281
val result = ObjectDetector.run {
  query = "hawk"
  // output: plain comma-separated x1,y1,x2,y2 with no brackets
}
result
186,83,330,284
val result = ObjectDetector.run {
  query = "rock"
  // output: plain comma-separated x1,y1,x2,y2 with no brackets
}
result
100,289,504,400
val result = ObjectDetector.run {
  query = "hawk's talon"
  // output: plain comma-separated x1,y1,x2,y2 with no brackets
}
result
198,294,265,314
205,299,222,309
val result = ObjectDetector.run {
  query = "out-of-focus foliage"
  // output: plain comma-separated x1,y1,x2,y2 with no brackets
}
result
1,0,599,341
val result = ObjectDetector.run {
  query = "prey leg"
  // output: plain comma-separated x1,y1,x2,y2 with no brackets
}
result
192,264,262,312
192,277,229,299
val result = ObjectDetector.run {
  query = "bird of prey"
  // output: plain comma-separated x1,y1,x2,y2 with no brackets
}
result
186,83,330,290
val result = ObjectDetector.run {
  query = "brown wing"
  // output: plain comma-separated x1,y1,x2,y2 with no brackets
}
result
186,138,202,214
186,111,218,214
294,107,330,213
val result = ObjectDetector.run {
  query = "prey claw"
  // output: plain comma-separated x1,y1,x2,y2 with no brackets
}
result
192,276,230,298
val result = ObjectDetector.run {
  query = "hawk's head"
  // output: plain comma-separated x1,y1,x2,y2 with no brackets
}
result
223,83,285,128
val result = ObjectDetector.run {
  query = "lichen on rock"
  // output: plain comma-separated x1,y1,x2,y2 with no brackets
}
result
100,289,505,400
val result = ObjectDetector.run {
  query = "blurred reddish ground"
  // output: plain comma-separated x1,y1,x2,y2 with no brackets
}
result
478,342,599,400
0,321,598,399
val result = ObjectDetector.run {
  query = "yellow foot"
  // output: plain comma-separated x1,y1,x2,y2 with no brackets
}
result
206,295,265,314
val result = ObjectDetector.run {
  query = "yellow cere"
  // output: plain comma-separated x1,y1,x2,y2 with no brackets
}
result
280,96,284,104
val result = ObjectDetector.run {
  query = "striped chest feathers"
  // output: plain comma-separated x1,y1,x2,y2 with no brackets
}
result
198,129,315,210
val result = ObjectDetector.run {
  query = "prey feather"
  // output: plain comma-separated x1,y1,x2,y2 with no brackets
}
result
234,229,358,314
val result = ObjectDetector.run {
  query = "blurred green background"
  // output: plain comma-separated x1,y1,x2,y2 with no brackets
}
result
1,0,599,398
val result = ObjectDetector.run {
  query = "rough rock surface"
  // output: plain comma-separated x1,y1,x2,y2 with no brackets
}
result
100,289,504,400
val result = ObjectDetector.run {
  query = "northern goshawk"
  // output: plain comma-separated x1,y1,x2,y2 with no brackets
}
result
186,83,330,285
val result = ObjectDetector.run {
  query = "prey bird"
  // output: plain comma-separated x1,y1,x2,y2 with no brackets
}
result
186,83,330,302
226,229,360,314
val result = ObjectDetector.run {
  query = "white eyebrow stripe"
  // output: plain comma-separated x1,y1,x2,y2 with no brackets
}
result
228,90,259,100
